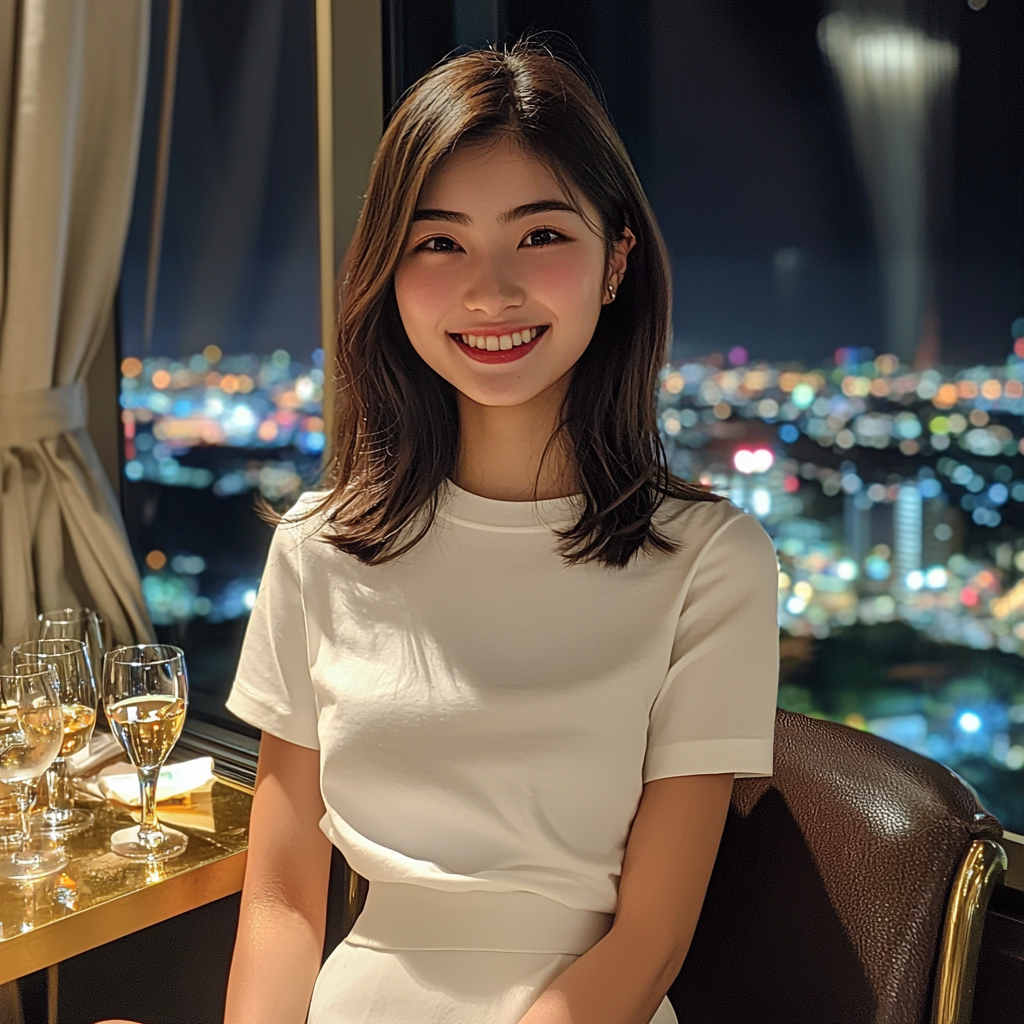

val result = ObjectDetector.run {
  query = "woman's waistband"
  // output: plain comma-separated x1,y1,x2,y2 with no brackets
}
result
345,882,613,955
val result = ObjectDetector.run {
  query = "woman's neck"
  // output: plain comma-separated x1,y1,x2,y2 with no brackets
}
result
454,377,575,502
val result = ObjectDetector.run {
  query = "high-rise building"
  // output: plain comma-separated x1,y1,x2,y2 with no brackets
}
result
922,495,954,568
844,493,871,564
894,484,924,584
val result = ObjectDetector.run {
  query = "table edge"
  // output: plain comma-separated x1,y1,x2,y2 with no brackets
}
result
0,849,247,985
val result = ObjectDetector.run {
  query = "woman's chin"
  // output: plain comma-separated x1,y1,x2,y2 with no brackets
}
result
455,381,554,409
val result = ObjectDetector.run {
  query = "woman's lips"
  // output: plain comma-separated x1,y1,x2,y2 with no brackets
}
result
449,325,548,363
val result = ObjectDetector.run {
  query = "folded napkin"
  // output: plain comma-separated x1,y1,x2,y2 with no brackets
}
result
67,731,122,776
79,757,215,806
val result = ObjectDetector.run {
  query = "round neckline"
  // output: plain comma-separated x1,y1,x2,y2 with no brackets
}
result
438,480,581,530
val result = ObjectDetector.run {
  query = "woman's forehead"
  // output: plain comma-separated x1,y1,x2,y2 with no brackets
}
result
419,138,572,210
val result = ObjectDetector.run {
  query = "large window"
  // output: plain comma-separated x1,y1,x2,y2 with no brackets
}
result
117,0,1024,832
392,0,1024,831
117,0,322,733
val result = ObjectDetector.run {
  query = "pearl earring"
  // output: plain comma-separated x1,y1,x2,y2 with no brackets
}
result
607,282,616,302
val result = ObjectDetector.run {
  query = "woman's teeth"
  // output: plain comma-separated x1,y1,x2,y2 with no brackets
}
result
455,326,541,350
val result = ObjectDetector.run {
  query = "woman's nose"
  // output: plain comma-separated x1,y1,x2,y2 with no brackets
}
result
463,259,525,317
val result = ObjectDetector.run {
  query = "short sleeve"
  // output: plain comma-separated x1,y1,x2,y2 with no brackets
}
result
644,511,779,782
225,515,320,750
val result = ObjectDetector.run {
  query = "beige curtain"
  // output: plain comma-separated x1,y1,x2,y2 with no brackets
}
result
0,0,153,652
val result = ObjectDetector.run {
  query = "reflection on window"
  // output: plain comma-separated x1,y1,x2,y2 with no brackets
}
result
117,0,320,732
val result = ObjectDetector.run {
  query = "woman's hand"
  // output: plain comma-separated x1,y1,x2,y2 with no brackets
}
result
224,733,332,1024
519,772,734,1024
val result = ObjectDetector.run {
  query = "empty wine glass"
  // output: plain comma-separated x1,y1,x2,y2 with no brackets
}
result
102,645,189,861
11,639,98,835
37,608,106,687
0,666,67,880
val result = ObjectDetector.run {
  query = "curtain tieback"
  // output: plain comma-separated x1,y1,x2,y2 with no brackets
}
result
0,381,88,447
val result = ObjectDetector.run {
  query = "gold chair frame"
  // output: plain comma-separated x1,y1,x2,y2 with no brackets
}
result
931,838,1007,1024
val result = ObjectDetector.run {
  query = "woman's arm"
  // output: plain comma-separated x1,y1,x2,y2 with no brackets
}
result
224,733,333,1024
519,772,734,1024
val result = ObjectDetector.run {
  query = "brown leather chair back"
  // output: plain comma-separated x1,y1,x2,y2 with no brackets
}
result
669,709,1003,1024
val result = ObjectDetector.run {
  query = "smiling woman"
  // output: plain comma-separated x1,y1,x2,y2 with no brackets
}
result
395,136,634,500
222,41,780,1024
304,43,715,567
397,141,628,384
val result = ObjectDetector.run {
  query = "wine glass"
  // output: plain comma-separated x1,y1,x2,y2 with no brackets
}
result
37,608,106,689
11,639,98,835
0,666,67,880
102,645,189,861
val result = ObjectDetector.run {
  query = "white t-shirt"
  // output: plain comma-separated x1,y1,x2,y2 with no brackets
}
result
227,483,779,915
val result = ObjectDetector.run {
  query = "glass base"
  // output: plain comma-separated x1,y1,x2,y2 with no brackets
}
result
109,824,187,862
0,838,68,880
36,807,94,838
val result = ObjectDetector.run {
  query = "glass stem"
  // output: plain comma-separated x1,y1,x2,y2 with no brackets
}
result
137,766,162,843
46,758,68,813
14,782,34,865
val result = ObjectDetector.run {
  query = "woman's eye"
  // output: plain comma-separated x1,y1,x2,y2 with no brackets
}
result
416,236,460,253
523,228,564,248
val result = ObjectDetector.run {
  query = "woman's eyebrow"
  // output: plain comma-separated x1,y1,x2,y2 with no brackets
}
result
412,208,470,224
411,200,579,226
500,200,578,223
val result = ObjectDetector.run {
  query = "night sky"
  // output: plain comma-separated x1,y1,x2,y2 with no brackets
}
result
120,0,1024,369
507,0,1024,366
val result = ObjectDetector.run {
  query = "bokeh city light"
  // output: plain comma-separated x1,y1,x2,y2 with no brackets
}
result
123,334,1024,828
656,335,1024,827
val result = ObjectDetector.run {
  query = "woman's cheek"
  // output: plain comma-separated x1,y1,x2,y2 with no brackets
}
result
396,265,454,333
526,255,602,317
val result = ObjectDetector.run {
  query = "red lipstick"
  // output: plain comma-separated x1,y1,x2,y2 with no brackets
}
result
449,325,548,364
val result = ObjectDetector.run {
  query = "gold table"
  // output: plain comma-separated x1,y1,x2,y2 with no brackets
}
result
0,781,251,986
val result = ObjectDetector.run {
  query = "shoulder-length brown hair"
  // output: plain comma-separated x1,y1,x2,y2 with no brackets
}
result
315,41,718,568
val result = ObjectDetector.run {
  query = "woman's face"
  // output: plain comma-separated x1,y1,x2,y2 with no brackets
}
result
394,137,632,409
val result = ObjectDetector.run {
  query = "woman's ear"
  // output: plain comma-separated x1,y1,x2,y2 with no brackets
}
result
603,227,637,303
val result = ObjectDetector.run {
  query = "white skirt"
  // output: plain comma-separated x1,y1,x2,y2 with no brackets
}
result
308,883,679,1024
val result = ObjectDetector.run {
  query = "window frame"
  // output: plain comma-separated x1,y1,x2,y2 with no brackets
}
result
93,0,384,777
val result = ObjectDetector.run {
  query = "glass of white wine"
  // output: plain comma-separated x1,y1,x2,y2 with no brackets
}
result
0,666,67,880
102,644,189,861
11,639,98,835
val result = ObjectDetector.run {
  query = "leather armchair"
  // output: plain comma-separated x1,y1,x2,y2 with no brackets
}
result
669,709,1006,1024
